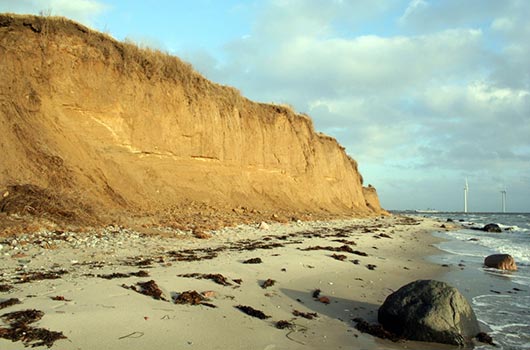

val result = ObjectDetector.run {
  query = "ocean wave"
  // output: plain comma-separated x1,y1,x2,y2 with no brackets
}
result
441,229,530,263
473,295,530,350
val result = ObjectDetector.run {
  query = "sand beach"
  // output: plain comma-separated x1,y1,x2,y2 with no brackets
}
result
0,215,451,349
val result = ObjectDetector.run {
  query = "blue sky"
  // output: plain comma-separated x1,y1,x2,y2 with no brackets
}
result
1,0,529,212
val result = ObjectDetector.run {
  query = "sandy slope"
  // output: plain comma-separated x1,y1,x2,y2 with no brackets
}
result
0,216,450,350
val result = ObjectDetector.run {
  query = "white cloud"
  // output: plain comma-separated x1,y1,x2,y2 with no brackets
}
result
0,0,108,27
186,0,530,211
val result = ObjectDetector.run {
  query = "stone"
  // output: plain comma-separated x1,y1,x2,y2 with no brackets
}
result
482,223,502,232
258,221,270,230
378,280,480,346
484,254,517,271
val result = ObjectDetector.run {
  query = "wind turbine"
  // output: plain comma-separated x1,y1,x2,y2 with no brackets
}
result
500,188,507,213
464,178,469,213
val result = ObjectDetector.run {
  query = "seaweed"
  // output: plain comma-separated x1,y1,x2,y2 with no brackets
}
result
353,318,401,342
98,270,149,279
352,250,368,257
476,332,495,345
235,305,270,319
312,289,329,304
275,320,294,329
0,309,66,347
0,284,13,292
178,273,233,286
50,296,71,301
292,310,318,319
261,279,276,289
123,280,167,301
300,245,355,253
15,270,68,284
242,257,262,264
331,254,347,261
0,298,20,310
173,290,215,307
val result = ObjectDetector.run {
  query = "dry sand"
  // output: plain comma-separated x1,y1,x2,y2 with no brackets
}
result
0,215,451,350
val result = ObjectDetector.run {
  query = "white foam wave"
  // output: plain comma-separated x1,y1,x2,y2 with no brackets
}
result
473,295,530,349
441,229,530,263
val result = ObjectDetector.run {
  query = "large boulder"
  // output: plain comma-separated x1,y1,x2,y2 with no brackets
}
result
484,254,517,271
482,223,502,232
378,280,480,346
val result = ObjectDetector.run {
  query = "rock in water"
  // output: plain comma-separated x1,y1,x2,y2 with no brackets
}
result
484,254,517,271
378,280,480,346
482,223,502,232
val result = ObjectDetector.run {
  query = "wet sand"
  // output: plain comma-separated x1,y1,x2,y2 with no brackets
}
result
0,215,451,349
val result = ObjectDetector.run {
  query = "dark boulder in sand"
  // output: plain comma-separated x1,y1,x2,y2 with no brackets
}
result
482,223,502,232
378,280,480,346
484,254,517,271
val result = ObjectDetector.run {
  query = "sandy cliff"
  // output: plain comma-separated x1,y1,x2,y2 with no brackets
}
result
0,14,385,230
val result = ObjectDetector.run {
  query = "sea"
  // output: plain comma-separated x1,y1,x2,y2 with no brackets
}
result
407,212,530,350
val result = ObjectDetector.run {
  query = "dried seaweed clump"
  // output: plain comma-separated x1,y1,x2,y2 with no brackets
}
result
235,305,270,319
0,298,21,310
178,273,233,286
173,290,216,308
0,309,66,347
353,318,401,342
123,280,167,301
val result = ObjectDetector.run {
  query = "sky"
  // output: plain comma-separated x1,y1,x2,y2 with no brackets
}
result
1,0,529,212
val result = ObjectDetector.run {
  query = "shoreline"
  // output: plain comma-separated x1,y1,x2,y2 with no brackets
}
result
1,215,451,350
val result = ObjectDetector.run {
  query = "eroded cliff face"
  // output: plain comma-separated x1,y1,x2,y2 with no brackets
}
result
0,14,385,227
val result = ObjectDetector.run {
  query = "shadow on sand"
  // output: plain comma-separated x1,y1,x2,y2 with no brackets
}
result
280,287,379,324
